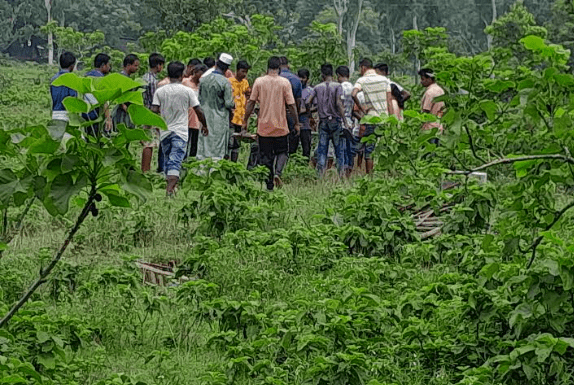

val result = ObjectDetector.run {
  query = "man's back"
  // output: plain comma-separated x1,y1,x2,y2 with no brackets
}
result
199,72,232,110
50,70,77,121
354,70,391,116
250,74,295,137
153,83,198,140
312,81,342,120
280,69,302,101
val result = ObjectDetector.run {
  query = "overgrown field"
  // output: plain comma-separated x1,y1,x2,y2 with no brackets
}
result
4,33,574,385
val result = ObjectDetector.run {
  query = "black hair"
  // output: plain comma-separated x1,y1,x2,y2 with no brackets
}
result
418,68,435,79
216,60,229,72
321,63,333,77
237,60,251,71
194,64,208,73
335,65,349,78
60,52,76,69
203,57,215,68
268,56,281,70
123,54,139,67
374,62,389,74
298,68,310,79
149,53,165,69
188,58,201,66
93,53,110,69
359,58,373,68
279,56,289,66
168,61,185,79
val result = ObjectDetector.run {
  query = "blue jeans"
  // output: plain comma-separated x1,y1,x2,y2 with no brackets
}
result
343,135,358,170
161,132,187,177
362,124,377,160
317,119,345,175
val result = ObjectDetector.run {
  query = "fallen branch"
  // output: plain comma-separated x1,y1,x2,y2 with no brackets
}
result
0,189,95,328
448,154,574,175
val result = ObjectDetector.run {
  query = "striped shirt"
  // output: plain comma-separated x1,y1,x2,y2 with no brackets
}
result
353,69,391,117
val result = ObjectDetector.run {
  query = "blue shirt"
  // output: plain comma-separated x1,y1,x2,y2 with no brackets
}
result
280,69,302,100
85,69,105,78
50,69,77,120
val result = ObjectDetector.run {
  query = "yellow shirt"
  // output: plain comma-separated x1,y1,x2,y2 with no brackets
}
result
229,77,250,126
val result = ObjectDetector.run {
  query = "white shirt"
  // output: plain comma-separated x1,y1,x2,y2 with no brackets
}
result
201,67,215,78
152,83,199,141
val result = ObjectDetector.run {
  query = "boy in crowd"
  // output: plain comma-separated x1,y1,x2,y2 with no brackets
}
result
306,63,350,176
419,68,445,132
298,68,315,159
141,53,166,172
151,61,207,195
375,62,410,120
336,65,356,176
228,60,251,162
113,54,140,130
182,62,207,159
84,53,112,137
50,52,77,124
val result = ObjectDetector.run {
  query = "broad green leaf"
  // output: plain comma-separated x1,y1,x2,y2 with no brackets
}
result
27,136,60,154
47,119,68,141
91,88,122,104
128,104,167,130
46,174,87,215
36,353,56,370
94,73,142,93
115,90,144,105
52,73,91,93
117,125,152,142
36,331,51,343
121,170,152,201
63,97,90,113
480,101,498,121
0,375,27,384
102,190,131,207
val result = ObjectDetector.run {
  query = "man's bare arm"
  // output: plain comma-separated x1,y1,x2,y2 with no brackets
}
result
295,97,301,116
352,88,367,115
336,97,349,129
287,103,300,133
242,100,256,131
151,105,160,114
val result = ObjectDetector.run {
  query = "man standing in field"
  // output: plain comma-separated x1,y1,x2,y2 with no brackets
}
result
306,63,349,176
279,56,302,155
182,63,207,159
375,63,410,121
242,56,299,191
84,53,112,137
50,51,77,124
141,53,166,172
228,60,251,162
298,68,315,160
197,53,235,161
113,54,140,131
152,61,207,195
336,65,356,175
419,68,445,132
352,58,394,175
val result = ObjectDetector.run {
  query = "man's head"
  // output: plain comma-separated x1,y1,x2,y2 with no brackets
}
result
268,56,281,72
203,57,215,68
123,54,140,75
358,58,373,76
193,64,208,81
192,64,208,81
186,58,201,77
93,53,111,74
418,68,436,87
60,52,76,71
374,62,389,76
149,53,165,72
236,60,251,81
321,63,333,80
216,53,233,73
279,56,289,70
335,65,349,83
298,68,310,87
167,61,185,81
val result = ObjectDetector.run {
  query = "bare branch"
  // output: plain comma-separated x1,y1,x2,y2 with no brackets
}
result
448,154,574,175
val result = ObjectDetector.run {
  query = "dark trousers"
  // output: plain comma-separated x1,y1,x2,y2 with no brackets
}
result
187,128,199,158
300,130,312,158
258,135,289,190
287,114,298,155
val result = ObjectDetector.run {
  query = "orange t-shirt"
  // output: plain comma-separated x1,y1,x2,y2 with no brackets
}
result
249,74,295,137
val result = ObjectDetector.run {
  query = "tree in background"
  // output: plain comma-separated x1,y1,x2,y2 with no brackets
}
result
547,0,574,66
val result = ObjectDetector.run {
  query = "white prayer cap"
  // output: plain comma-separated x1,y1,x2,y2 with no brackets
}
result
219,53,233,65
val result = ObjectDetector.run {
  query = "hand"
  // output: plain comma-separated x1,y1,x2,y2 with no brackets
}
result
201,126,209,136
122,104,128,112
241,121,248,132
105,118,113,132
359,125,366,138
294,123,301,135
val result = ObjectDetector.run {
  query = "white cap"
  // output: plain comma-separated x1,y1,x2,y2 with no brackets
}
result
219,53,233,65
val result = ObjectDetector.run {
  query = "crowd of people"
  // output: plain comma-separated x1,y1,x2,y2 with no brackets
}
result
50,51,446,193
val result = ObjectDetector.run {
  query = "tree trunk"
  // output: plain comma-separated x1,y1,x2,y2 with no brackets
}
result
486,0,497,50
347,0,363,73
333,0,347,37
45,0,53,65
